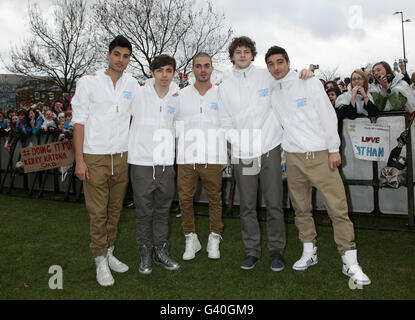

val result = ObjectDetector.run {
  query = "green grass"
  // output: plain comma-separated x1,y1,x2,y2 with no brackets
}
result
0,193,414,300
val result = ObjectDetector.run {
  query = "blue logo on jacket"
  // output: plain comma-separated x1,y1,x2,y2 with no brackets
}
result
258,88,269,97
210,102,218,111
123,91,132,100
296,98,307,107
167,106,176,115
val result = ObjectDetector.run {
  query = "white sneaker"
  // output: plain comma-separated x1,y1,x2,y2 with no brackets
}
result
95,256,114,287
292,242,318,271
342,250,371,286
182,233,202,261
107,246,129,273
207,232,222,260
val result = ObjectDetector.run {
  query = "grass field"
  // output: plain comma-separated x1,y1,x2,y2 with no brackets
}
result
1,192,414,301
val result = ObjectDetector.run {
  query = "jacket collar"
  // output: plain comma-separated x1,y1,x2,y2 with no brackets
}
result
232,63,254,78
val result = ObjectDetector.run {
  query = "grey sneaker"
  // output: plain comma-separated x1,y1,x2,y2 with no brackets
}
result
154,243,180,271
270,252,285,272
139,245,153,275
240,256,259,270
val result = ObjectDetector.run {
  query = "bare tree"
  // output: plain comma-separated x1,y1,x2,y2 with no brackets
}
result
316,66,340,82
93,0,232,78
5,0,100,94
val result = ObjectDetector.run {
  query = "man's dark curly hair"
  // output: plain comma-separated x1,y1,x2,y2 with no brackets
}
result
228,36,257,64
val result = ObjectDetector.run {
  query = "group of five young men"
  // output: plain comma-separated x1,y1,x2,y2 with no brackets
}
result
72,35,371,287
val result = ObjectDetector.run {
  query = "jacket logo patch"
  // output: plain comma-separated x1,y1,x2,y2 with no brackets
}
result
258,88,269,97
210,102,218,111
123,91,132,100
167,106,176,115
296,98,308,107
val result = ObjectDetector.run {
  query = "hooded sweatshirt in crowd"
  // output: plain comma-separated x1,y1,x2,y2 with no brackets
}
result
270,70,340,153
369,72,415,112
335,84,379,120
218,64,283,159
127,78,179,166
71,69,138,155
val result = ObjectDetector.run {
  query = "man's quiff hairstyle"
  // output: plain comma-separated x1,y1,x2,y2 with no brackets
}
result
228,36,257,63
150,54,176,72
108,35,132,55
265,45,290,64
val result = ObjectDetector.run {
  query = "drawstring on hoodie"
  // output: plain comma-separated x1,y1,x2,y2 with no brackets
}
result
110,152,124,176
110,154,114,176
306,152,315,160
152,165,166,180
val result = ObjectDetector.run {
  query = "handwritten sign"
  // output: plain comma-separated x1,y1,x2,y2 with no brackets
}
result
20,141,74,173
347,123,390,162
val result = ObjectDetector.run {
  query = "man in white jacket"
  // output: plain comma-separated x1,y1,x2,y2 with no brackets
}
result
72,35,137,287
218,36,313,272
265,45,370,286
175,53,227,261
128,54,180,275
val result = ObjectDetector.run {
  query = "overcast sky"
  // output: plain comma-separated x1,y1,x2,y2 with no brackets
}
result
1,0,414,78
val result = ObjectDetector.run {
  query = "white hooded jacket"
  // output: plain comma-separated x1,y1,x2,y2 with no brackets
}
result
270,70,340,153
218,64,283,159
128,79,179,166
175,84,227,165
71,69,138,155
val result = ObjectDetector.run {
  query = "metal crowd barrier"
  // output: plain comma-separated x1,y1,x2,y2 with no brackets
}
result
0,131,83,201
315,111,414,228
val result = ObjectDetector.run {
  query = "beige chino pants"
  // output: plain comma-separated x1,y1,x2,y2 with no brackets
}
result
286,150,356,255
178,164,224,235
83,153,129,257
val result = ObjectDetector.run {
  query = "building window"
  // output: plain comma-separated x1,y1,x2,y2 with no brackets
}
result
34,92,40,100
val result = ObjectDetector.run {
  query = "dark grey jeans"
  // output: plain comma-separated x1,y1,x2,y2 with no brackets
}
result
233,145,286,259
130,165,175,248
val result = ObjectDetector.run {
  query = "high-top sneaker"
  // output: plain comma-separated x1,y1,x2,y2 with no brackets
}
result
182,233,202,261
139,245,153,275
292,242,318,271
95,256,114,287
206,232,222,260
154,243,180,271
107,246,129,273
341,249,371,286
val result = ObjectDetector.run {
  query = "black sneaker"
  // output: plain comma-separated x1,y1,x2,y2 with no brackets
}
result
271,252,285,272
240,256,259,270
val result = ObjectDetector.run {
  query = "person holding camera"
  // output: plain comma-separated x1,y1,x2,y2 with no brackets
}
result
370,61,415,113
335,69,379,121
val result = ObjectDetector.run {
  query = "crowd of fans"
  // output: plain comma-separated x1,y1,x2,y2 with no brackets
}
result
0,99,73,153
320,59,415,124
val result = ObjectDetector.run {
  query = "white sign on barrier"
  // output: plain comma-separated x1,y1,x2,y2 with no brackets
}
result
347,122,390,162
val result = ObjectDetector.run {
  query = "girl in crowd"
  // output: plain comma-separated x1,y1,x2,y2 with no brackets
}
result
26,108,44,135
326,87,342,107
370,61,415,113
3,114,19,152
335,69,379,121
16,109,32,138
